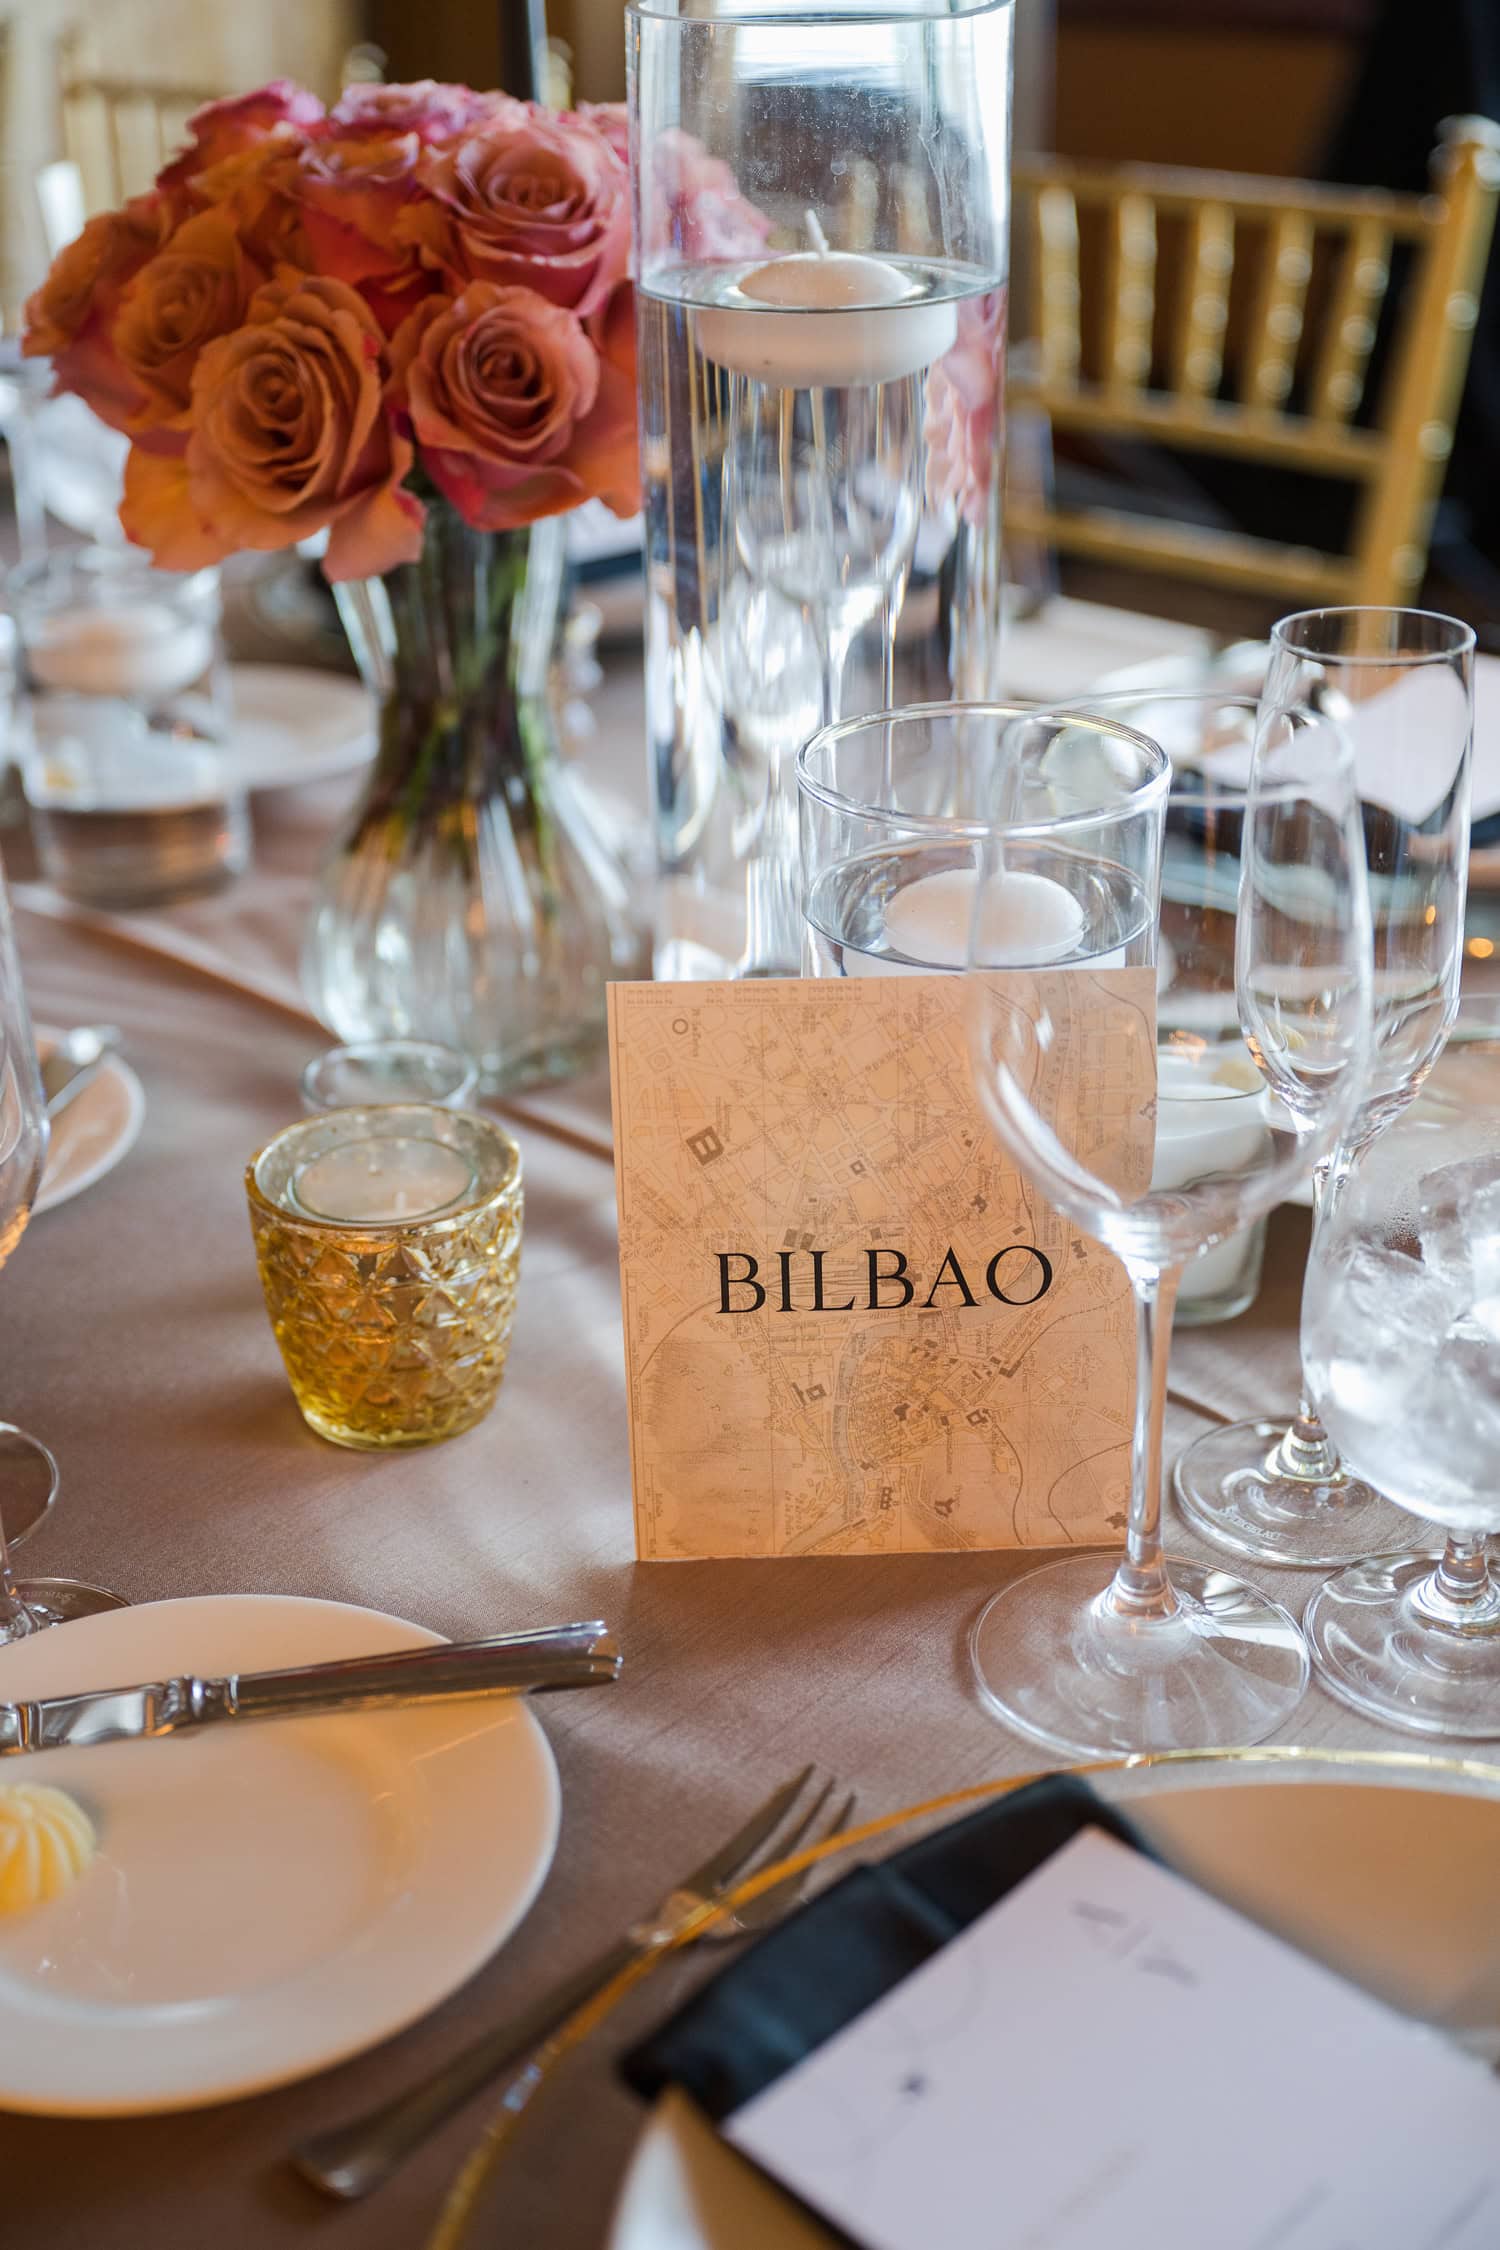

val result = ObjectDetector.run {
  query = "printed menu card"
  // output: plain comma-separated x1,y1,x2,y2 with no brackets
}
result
728,1828,1500,2250
607,973,1155,1560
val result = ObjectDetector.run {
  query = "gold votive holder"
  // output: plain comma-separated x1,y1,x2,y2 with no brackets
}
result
246,1103,523,1450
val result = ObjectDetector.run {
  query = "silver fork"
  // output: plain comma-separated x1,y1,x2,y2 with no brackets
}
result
293,1766,853,2201
700,1784,857,1944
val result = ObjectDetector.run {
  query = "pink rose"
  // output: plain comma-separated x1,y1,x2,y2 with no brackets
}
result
645,130,772,262
22,193,177,429
158,80,325,190
122,273,423,581
924,289,1006,529
329,80,518,141
397,109,629,318
292,131,429,332
575,102,629,171
388,279,639,531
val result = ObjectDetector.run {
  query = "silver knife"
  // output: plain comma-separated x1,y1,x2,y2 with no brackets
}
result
0,1624,621,1756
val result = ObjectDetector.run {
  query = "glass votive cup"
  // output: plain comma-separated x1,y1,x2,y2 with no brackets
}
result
9,544,248,908
300,1040,479,1114
246,1104,523,1451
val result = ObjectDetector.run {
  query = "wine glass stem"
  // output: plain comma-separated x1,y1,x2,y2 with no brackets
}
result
1278,1154,1351,1477
1112,1264,1182,1620
1414,1534,1500,1628
0,1491,36,1641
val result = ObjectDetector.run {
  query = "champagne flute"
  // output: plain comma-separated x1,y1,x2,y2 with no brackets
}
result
1173,609,1474,1566
0,857,124,1639
964,698,1373,1755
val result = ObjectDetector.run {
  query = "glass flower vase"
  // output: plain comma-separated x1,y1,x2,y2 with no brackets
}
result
302,503,643,1094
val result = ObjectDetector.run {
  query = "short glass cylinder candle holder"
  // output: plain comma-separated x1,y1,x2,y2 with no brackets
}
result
246,1104,522,1451
10,545,247,908
300,1040,478,1114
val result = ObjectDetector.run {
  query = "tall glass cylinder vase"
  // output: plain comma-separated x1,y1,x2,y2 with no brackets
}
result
301,503,643,1094
629,0,1013,979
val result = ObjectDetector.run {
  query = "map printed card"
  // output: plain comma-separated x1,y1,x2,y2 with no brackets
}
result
726,1828,1500,2250
606,972,1155,1561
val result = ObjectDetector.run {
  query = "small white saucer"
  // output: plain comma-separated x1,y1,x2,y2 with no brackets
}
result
34,1026,144,1215
224,663,375,793
0,1593,561,2115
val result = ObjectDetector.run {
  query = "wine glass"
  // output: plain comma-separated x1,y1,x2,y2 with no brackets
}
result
965,696,1373,1755
1173,609,1474,1566
0,858,124,1639
1301,1070,1500,1735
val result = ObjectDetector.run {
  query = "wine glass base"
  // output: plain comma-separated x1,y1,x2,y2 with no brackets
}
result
968,1552,1308,1759
0,1422,60,1550
1305,1551,1500,1737
1173,1416,1414,1569
11,1578,129,1629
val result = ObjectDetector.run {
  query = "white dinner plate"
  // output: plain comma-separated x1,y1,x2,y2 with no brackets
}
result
223,663,376,793
607,1753,1500,2250
0,1593,560,2115
33,1025,145,1215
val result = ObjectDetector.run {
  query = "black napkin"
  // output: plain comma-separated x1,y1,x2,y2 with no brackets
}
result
622,1774,1151,2122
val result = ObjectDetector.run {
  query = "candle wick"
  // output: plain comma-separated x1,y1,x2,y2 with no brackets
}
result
805,209,831,258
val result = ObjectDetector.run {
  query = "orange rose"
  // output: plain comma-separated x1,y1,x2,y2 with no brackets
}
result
188,141,311,273
398,111,629,318
122,274,423,581
157,81,325,192
22,193,177,429
291,132,428,332
388,280,639,531
113,209,261,431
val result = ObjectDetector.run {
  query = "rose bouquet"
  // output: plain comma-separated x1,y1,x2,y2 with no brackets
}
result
24,78,643,576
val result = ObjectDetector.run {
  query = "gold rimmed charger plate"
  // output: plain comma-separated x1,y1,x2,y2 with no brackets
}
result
596,1748,1500,2250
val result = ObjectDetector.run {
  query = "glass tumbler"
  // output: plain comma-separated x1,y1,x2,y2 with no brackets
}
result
11,545,248,908
247,1104,522,1451
631,0,1013,980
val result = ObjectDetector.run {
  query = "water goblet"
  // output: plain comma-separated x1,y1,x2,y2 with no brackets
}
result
0,859,125,1639
1173,608,1474,1565
1301,1059,1500,1735
964,700,1373,1755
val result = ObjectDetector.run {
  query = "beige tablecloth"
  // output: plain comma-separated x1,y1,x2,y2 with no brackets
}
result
0,624,1441,2250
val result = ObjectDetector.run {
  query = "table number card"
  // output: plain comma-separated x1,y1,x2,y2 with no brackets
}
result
606,973,1155,1560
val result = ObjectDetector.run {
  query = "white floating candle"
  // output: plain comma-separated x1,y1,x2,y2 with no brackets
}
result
844,864,1088,977
696,237,958,390
1151,1046,1271,1305
292,1136,475,1225
29,602,215,700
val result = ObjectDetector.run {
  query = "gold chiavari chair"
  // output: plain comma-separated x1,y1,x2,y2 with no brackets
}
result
59,65,223,212
1008,116,1500,609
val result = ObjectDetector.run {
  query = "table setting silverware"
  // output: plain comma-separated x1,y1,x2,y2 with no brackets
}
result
39,1022,121,1118
0,1622,620,1756
292,1764,854,2202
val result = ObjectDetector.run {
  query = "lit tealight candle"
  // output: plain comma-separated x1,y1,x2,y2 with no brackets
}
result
291,1135,475,1225
845,864,1088,976
29,603,215,700
696,214,958,389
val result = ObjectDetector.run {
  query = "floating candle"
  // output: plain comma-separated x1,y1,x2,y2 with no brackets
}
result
695,218,958,389
0,1784,97,1916
29,603,215,700
1151,1046,1271,1306
291,1135,476,1225
842,863,1088,976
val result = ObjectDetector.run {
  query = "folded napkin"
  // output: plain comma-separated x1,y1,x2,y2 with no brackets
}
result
622,1775,1150,2122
